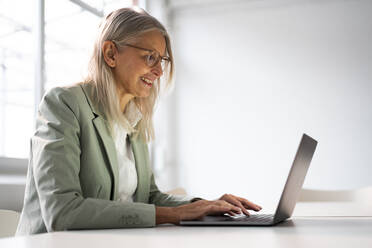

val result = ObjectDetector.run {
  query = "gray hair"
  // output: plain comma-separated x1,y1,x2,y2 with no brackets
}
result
85,7,174,142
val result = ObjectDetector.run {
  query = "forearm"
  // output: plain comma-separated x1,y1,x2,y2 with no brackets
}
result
155,207,179,225
39,196,156,231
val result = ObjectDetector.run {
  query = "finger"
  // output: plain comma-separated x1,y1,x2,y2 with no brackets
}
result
242,201,261,211
223,195,250,216
207,202,235,216
215,200,242,214
223,201,243,214
226,211,236,216
239,197,262,211
218,193,229,201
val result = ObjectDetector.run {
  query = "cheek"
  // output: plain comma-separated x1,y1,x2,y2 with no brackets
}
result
127,60,144,78
125,65,150,95
115,55,150,95
128,62,147,80
117,62,139,87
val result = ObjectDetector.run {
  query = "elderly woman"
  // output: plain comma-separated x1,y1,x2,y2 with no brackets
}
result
16,7,261,235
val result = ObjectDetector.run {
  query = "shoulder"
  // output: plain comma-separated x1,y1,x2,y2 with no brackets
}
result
41,83,93,118
43,84,85,103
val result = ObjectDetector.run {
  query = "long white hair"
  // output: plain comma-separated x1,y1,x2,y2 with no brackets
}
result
84,7,174,142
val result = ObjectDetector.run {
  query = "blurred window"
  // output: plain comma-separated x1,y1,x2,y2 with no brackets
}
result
0,0,135,159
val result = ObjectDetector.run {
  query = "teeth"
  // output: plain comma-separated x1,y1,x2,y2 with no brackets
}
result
141,77,152,84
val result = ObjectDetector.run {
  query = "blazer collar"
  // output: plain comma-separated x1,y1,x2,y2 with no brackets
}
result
79,82,106,119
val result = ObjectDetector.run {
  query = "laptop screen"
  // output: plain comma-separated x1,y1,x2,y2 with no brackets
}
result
273,134,318,223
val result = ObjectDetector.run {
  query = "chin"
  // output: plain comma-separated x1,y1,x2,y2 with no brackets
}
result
137,91,151,98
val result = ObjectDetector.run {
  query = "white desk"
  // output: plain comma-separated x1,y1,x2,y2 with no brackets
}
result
1,202,371,248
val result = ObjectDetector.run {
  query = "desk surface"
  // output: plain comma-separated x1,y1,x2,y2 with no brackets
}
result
1,202,372,248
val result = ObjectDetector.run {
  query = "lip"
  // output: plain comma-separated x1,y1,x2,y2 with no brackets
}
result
140,77,153,87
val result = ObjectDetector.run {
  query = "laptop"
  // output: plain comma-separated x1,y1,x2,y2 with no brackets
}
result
180,133,318,226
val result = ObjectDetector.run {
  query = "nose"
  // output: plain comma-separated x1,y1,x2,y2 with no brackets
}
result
151,62,163,78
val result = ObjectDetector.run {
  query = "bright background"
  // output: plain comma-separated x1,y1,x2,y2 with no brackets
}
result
150,0,372,203
1,0,371,208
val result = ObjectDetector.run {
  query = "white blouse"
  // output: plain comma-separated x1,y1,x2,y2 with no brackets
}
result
112,101,142,202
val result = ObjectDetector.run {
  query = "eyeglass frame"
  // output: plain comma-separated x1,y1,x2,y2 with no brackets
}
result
111,40,171,70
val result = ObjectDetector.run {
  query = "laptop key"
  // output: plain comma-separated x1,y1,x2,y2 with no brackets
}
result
227,214,274,223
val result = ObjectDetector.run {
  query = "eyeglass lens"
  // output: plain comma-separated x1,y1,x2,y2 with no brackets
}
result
146,52,168,69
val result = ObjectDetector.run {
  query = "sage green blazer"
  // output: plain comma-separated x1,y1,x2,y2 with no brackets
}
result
16,83,193,235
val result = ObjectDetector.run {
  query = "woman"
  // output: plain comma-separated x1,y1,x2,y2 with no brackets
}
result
17,7,261,235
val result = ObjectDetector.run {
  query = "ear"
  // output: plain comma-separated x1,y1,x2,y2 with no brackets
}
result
102,41,118,68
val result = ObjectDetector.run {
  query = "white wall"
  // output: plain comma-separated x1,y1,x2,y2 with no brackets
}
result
146,0,182,191
167,0,372,203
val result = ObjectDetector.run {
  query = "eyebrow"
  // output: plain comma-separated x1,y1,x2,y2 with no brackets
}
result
138,43,166,57
148,47,166,57
114,40,167,57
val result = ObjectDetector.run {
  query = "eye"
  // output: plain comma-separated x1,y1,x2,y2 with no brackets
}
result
146,53,157,66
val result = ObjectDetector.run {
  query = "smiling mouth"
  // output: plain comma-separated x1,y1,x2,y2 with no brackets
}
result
140,77,153,87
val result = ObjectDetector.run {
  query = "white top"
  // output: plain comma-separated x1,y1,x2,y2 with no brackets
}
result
112,101,142,202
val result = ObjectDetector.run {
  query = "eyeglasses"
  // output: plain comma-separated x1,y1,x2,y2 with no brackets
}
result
112,41,170,70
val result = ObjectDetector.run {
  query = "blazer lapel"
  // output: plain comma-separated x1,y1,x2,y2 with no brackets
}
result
92,117,119,200
80,83,119,200
130,134,149,203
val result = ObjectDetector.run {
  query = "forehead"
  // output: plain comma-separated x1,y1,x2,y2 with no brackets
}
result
134,30,167,56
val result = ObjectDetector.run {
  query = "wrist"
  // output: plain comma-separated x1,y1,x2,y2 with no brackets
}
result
155,207,180,225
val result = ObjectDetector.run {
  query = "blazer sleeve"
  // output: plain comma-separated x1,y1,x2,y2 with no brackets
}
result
32,87,156,232
148,172,201,207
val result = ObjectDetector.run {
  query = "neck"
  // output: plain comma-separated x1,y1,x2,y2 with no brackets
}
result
117,88,135,113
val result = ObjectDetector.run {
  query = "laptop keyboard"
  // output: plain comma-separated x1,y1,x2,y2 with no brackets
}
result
227,214,274,224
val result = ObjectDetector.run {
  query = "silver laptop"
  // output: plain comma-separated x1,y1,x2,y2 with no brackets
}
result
180,133,318,226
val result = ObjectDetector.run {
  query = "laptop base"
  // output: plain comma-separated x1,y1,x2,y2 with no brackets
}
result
180,214,279,226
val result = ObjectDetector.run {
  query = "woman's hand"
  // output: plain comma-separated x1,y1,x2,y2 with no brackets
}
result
218,194,262,216
156,200,243,225
156,196,262,225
